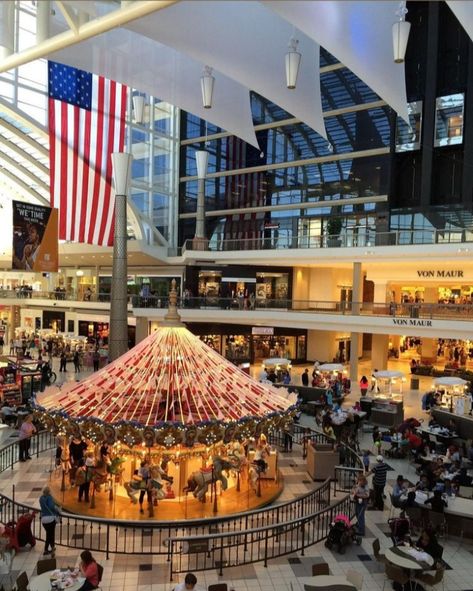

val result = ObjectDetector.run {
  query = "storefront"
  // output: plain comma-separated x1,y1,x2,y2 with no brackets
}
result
183,323,306,364
185,265,292,305
99,274,182,299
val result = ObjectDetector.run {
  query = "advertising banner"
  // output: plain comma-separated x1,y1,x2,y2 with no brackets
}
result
12,201,58,272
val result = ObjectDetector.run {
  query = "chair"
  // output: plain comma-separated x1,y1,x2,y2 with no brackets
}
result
389,493,400,518
95,563,105,591
37,557,57,575
415,565,445,591
15,572,28,591
426,511,447,538
372,538,387,564
346,569,363,590
383,564,410,591
459,486,473,499
208,585,228,591
406,506,423,533
312,562,330,576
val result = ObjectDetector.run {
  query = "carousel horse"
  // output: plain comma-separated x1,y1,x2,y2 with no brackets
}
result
184,456,237,502
124,463,173,504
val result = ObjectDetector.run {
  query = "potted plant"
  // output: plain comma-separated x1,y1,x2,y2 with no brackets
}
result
326,217,343,247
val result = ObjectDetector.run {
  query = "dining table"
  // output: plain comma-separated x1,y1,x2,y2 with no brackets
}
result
29,570,85,591
299,574,355,591
385,545,434,571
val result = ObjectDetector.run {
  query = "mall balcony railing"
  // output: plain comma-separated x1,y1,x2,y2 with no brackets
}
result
131,295,473,322
182,228,472,252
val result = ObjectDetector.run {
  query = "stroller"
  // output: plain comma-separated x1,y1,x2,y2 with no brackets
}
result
3,512,36,552
324,513,361,554
388,515,411,545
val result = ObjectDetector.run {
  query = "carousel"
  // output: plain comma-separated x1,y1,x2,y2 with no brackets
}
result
32,283,296,520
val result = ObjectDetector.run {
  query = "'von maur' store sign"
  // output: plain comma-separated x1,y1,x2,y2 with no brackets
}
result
367,265,473,284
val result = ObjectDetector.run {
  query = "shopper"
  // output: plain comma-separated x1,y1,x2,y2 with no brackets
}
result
59,351,67,372
301,368,309,387
173,573,198,591
359,375,369,396
352,474,370,536
39,486,60,556
77,550,100,590
19,415,36,461
73,350,81,373
92,349,100,372
371,455,388,510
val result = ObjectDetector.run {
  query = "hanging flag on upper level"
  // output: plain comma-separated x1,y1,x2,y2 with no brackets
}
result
48,61,127,246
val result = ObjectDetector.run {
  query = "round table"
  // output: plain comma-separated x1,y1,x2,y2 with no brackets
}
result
385,546,434,571
29,571,85,591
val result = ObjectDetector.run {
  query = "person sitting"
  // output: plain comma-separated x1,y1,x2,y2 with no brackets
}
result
78,550,100,590
416,529,444,565
401,490,418,510
392,475,408,507
416,474,432,491
173,572,198,591
322,418,335,440
424,489,447,513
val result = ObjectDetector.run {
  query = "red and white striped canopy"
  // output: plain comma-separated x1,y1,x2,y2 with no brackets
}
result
36,326,293,427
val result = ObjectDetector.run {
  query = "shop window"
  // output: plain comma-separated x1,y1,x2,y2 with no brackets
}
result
255,273,289,303
395,101,422,152
223,335,249,361
198,271,222,300
434,94,464,147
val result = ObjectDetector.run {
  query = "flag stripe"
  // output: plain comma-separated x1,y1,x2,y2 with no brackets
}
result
48,62,127,247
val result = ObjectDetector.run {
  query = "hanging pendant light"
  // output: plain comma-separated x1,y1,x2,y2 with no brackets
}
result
195,150,209,180
200,66,215,109
392,1,410,63
132,95,145,124
285,37,301,90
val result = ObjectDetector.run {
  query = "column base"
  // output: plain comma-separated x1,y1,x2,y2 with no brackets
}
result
190,237,209,251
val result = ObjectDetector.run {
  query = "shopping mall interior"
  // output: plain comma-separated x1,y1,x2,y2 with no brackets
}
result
2,1,473,591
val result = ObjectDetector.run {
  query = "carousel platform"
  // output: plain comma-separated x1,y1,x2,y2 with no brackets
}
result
48,470,284,521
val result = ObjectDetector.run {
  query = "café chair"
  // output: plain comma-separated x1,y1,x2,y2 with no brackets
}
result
415,565,446,591
372,538,387,564
312,562,330,576
208,585,228,591
37,557,57,575
95,563,105,591
383,564,409,591
14,571,29,591
427,512,447,538
346,569,363,590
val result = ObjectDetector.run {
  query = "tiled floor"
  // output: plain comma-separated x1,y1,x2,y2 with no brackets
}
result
1,355,470,590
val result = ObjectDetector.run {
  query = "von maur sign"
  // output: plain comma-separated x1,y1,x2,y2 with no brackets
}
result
417,269,464,278
12,201,58,272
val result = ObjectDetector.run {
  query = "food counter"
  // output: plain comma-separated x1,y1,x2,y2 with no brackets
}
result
361,397,404,427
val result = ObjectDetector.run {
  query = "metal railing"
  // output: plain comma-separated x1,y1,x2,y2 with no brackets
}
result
183,228,472,252
131,295,473,322
168,493,353,580
0,424,361,561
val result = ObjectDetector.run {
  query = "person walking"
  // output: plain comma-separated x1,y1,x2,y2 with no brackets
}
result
301,368,309,387
19,415,36,461
92,349,100,372
359,375,369,396
371,455,388,510
73,350,80,373
352,474,370,536
39,486,60,556
59,351,67,372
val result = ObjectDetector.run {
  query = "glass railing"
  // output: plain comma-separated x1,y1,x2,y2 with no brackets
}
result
182,228,470,252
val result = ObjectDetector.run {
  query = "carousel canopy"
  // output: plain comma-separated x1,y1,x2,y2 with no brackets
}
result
433,377,468,387
374,370,405,379
318,363,344,372
36,326,294,428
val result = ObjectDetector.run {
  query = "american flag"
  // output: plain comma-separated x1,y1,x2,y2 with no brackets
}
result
48,61,127,246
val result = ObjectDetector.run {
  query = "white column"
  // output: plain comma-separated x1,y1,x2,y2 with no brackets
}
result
371,334,389,371
36,0,50,44
349,332,360,382
352,262,362,314
374,281,388,304
0,1,14,60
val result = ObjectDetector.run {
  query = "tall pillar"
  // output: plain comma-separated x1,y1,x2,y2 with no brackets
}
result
420,338,437,365
352,262,362,314
374,282,388,304
36,0,50,44
349,332,360,382
307,330,338,363
135,317,149,344
0,2,14,60
371,334,389,371
109,152,132,362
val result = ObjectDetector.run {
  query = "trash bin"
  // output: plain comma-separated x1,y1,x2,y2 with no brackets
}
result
410,377,419,390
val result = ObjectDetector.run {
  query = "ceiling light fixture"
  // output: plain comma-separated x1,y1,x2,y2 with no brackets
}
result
132,94,145,125
392,1,410,63
200,66,215,109
285,37,301,90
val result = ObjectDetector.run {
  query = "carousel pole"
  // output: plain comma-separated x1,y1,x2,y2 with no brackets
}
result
213,480,218,514
90,484,96,509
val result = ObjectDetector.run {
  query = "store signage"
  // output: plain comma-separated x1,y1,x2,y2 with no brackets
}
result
252,326,274,335
416,269,463,278
392,318,433,327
